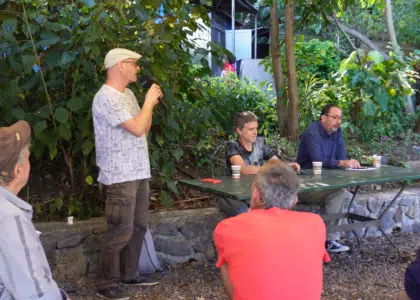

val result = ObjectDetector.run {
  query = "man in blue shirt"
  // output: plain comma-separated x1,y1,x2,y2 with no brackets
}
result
0,121,69,299
297,104,360,253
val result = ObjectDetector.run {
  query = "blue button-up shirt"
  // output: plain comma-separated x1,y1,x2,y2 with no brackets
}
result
0,186,66,300
296,121,347,169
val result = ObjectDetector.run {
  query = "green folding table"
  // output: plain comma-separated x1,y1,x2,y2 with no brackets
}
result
179,165,420,262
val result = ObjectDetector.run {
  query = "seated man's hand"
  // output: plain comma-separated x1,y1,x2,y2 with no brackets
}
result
340,159,361,169
288,162,301,173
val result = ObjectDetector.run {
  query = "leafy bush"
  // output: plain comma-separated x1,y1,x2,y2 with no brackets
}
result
198,73,278,136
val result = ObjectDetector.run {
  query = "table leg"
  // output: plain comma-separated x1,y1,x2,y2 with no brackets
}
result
378,181,407,263
347,186,361,253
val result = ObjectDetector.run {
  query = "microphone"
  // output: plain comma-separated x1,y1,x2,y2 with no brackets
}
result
138,76,168,110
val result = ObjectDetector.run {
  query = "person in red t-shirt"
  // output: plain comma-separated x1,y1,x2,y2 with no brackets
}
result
214,160,330,300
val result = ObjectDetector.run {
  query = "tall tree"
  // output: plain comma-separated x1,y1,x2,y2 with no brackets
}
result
270,0,288,136
384,0,415,113
284,0,298,140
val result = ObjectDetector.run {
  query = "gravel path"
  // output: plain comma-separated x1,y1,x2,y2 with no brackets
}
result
65,232,420,300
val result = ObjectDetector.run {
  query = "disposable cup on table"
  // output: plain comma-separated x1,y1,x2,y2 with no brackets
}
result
312,161,323,175
231,165,241,179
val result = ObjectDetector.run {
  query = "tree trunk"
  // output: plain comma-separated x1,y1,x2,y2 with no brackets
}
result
270,0,288,136
415,114,420,134
285,0,298,141
384,0,415,113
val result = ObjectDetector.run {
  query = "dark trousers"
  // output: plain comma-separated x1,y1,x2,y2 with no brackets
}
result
96,179,150,290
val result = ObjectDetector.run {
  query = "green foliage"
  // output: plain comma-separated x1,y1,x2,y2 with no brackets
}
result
198,73,278,136
0,0,230,217
293,37,343,79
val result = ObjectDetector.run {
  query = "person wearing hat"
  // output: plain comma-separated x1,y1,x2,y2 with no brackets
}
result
0,121,69,299
93,48,163,300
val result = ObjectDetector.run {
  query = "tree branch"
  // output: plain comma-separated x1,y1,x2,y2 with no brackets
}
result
328,15,390,61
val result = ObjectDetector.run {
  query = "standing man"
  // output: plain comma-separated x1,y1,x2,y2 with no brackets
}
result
93,48,162,300
214,160,330,300
0,121,69,299
226,111,300,175
297,103,359,253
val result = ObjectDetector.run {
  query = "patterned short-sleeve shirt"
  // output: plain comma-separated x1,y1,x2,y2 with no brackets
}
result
225,136,275,175
92,85,151,185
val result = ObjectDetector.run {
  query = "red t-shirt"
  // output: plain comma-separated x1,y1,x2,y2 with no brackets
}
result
214,207,330,300
223,63,235,72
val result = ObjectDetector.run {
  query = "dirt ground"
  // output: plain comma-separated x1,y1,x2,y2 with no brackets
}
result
63,232,420,300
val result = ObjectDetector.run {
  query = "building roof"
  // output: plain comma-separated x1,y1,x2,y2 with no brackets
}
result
212,0,258,15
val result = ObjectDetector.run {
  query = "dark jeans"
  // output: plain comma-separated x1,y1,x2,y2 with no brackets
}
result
96,179,150,290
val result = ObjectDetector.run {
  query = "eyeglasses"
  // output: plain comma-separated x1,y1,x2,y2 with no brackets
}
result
325,114,343,121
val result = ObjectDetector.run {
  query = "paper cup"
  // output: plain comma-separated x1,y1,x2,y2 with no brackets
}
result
373,156,382,168
231,165,241,179
67,216,74,225
312,161,323,175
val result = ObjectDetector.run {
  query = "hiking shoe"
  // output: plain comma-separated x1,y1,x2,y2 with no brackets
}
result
97,286,129,300
121,276,159,286
326,240,350,253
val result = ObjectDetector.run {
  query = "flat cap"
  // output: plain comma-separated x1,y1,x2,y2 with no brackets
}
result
104,48,142,69
0,121,31,179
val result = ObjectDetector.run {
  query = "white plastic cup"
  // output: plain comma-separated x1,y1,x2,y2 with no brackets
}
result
373,156,382,168
231,165,241,179
67,216,74,225
312,161,323,175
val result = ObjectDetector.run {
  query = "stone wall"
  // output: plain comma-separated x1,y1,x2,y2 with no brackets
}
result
294,188,420,238
35,188,420,280
35,208,224,280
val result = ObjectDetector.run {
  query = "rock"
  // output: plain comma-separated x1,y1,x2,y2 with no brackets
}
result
154,233,195,257
412,222,420,233
380,210,395,232
400,197,414,207
87,252,100,274
406,202,419,219
394,207,406,224
54,246,88,280
367,198,383,215
57,233,89,249
365,227,381,237
152,222,179,236
156,251,195,265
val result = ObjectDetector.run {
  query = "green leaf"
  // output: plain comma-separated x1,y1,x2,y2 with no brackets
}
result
38,31,60,46
54,107,69,123
368,50,384,64
172,148,183,162
161,161,175,177
54,198,63,210
34,203,42,214
339,51,357,74
45,50,62,68
374,88,389,112
155,134,164,146
362,100,378,116
59,123,71,140
35,106,52,119
159,190,173,208
85,175,94,185
22,55,35,73
60,51,77,65
34,120,47,135
49,143,58,160
81,140,94,156
166,180,179,194
67,97,84,112
2,19,17,41
12,107,25,120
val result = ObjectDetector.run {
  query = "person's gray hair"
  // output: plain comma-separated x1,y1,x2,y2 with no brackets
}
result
254,160,300,209
0,143,30,186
